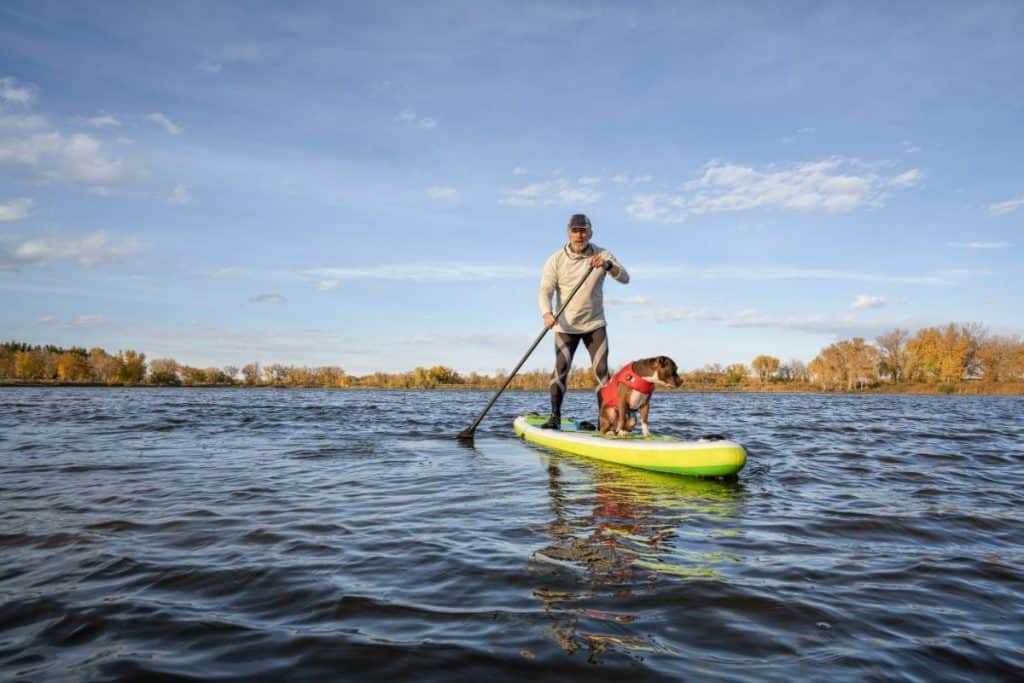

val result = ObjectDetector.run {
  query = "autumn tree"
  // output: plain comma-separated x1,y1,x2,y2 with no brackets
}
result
976,335,1024,382
875,329,909,383
56,352,91,382
89,348,119,384
751,355,781,384
906,323,984,383
724,363,749,385
14,350,48,380
149,358,181,385
242,362,260,385
809,338,879,390
114,350,147,384
0,347,14,379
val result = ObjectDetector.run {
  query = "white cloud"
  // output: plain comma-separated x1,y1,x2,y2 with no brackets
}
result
2,231,142,269
0,197,33,222
317,280,339,291
498,179,602,207
250,293,287,304
577,176,601,185
168,184,192,204
0,77,35,106
851,294,887,310
147,112,182,135
947,241,1011,249
513,166,527,176
988,196,1024,216
86,114,121,128
627,159,920,223
0,131,136,185
306,263,534,282
394,109,437,129
426,186,457,200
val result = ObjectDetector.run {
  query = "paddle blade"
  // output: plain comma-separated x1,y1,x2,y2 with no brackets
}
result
457,427,475,443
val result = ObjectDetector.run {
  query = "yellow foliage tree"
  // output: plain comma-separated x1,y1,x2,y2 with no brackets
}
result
751,355,781,384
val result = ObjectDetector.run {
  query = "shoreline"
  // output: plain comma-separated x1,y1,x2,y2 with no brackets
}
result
2,381,1022,396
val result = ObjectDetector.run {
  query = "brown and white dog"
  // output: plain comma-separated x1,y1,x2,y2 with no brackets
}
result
598,356,682,437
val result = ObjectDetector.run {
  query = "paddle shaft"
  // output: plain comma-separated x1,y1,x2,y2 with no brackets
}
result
458,265,596,440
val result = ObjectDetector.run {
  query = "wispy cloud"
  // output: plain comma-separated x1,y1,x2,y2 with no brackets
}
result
306,263,534,282
610,173,653,185
168,184,192,204
947,241,1011,249
0,114,48,131
147,112,183,135
851,294,887,310
426,186,457,200
1,231,143,270
630,264,970,286
32,314,112,328
513,166,527,176
0,76,35,106
632,305,921,339
317,280,339,291
627,158,920,223
780,127,816,144
250,293,287,304
394,109,436,129
606,295,650,306
85,114,121,128
889,169,923,188
210,266,247,279
498,179,602,207
988,196,1024,216
0,197,33,222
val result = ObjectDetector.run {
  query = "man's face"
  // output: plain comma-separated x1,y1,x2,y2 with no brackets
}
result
568,226,591,252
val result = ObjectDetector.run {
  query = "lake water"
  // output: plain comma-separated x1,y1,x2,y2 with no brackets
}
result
1,387,1022,681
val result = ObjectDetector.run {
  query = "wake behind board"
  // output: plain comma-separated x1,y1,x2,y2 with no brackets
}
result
513,413,746,477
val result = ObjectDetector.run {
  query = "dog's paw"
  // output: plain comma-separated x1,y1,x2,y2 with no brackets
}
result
641,427,651,438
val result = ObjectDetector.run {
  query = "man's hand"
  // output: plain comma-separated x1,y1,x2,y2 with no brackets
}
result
543,313,556,329
589,255,605,269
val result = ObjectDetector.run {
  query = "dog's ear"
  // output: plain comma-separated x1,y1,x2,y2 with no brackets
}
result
657,355,669,366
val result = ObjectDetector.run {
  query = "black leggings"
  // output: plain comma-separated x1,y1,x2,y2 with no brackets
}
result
550,326,610,414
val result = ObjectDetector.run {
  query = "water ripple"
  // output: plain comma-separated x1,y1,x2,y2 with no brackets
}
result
1,387,1022,681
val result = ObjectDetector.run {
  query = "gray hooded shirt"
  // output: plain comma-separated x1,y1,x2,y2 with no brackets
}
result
538,242,629,334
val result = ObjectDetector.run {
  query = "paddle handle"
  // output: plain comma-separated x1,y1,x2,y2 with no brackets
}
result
459,265,595,439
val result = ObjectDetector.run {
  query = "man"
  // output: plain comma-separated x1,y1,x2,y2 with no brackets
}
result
537,213,629,429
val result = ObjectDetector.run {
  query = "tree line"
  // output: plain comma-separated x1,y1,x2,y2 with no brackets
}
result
1,322,1022,392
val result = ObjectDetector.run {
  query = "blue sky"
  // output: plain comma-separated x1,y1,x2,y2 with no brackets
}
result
1,1,1022,374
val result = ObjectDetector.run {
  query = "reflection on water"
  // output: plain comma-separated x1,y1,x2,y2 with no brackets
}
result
530,452,744,660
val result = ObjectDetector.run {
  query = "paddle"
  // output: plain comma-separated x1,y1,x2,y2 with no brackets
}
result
458,265,596,443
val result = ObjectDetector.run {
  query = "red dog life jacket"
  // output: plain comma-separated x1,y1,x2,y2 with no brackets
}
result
599,363,655,408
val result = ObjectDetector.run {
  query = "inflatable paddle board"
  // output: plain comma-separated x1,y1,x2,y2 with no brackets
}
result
514,413,746,477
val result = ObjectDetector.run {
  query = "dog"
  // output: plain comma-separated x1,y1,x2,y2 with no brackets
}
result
598,356,682,437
